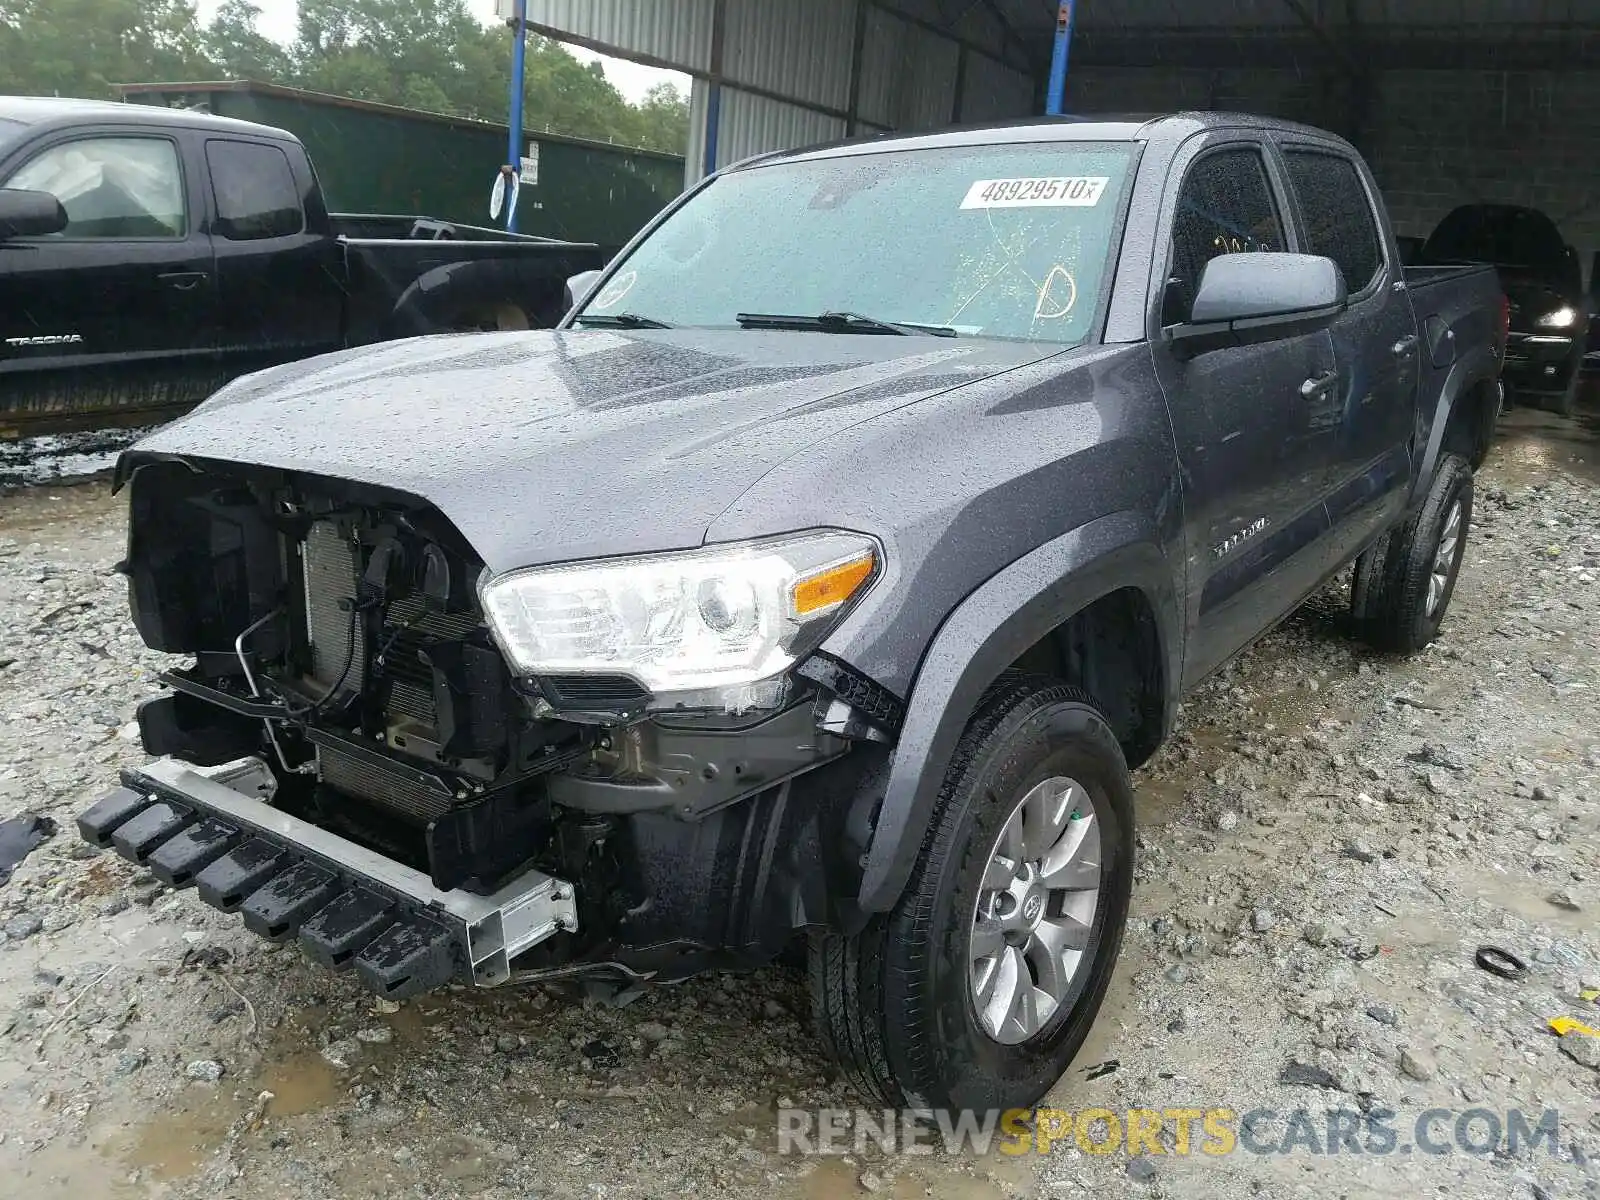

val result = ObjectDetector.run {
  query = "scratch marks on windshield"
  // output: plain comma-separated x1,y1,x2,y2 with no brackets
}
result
1033,265,1077,321
946,207,1083,336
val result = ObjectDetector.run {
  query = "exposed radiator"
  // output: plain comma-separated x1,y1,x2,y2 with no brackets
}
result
299,523,495,827
302,521,364,694
380,594,480,726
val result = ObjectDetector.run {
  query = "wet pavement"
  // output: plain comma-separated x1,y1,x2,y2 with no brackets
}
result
0,398,1596,1199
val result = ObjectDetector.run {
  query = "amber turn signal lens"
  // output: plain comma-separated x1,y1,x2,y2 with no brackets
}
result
791,553,875,616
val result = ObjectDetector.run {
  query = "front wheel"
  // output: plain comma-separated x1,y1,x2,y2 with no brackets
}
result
1353,453,1473,653
809,676,1134,1111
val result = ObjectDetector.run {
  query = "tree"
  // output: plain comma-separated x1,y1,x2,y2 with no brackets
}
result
0,0,689,154
202,0,293,82
631,81,690,154
0,0,211,98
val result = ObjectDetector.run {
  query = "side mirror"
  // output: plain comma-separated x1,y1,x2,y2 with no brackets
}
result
0,188,67,240
563,269,604,313
1170,252,1348,358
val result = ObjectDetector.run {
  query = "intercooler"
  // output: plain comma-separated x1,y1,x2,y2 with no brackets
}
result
317,747,453,825
300,521,484,826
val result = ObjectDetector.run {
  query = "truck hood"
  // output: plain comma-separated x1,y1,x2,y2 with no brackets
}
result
126,328,1061,572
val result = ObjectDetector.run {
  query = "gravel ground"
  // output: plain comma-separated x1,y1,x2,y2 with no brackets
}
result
1,402,1597,1200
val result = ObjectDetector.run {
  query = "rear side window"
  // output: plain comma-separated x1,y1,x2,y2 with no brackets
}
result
5,136,186,238
206,140,304,240
1166,148,1285,324
1283,150,1382,293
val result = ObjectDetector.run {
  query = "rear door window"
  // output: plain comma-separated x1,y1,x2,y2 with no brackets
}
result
206,140,304,240
1165,147,1286,324
1282,150,1383,293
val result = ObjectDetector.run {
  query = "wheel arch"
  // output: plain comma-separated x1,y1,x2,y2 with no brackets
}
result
382,256,563,337
854,512,1181,915
1415,348,1501,497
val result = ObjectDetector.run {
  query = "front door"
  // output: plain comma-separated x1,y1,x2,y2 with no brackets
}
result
1149,140,1341,685
1279,144,1416,560
0,131,217,434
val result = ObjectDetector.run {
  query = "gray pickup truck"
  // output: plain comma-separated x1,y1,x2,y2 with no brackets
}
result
78,112,1504,1113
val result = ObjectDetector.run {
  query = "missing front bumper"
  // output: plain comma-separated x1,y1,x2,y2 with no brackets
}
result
76,756,577,999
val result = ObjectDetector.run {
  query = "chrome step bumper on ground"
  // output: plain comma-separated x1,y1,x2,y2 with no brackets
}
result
77,757,576,999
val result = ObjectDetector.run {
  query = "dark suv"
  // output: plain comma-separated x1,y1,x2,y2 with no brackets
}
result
1422,203,1588,413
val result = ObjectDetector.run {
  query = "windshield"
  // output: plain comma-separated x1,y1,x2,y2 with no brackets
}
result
576,141,1138,344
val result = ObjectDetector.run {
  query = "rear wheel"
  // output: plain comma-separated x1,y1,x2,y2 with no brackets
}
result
449,302,529,333
809,676,1134,1111
1353,453,1473,653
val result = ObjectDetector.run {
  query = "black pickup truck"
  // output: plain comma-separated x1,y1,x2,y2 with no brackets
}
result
0,96,601,436
78,113,1504,1114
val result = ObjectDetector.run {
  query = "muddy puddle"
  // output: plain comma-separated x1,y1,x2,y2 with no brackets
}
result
1493,385,1600,487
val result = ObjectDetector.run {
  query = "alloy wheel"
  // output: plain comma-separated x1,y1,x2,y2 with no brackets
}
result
968,776,1104,1044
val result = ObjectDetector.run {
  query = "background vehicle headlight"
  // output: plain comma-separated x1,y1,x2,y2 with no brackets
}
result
479,531,879,698
1536,306,1577,329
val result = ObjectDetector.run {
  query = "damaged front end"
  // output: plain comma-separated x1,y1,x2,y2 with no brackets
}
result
78,457,898,999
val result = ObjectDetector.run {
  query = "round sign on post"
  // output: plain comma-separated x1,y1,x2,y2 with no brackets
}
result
489,170,519,225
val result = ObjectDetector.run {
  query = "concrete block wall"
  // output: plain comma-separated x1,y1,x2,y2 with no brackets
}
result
1067,65,1600,284
1364,70,1599,272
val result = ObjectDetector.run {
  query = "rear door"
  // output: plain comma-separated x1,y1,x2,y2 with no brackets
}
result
1278,144,1416,557
0,128,217,433
1150,137,1341,685
205,137,343,380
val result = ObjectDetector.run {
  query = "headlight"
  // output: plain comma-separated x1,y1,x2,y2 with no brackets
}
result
1536,306,1577,329
479,531,879,701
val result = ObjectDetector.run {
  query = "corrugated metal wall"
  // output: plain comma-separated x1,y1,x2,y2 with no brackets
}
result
523,0,1039,182
723,0,857,112
962,51,1039,124
516,0,717,72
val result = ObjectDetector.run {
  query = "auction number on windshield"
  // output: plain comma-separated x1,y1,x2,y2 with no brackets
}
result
960,176,1110,209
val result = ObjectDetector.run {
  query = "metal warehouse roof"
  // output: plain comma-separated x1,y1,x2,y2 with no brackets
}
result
514,0,1599,182
1059,0,1599,69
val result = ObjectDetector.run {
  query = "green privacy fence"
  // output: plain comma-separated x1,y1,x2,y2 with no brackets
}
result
120,80,684,254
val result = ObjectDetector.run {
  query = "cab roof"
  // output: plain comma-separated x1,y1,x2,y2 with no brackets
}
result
0,95,296,142
731,111,1347,171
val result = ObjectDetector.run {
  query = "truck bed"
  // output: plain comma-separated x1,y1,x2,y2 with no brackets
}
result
1403,262,1497,291
328,213,574,243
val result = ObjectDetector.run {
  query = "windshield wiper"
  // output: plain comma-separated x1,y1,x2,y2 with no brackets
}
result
573,312,675,329
735,311,958,337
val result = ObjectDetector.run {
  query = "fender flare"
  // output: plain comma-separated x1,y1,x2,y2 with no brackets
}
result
1410,343,1500,505
855,511,1180,914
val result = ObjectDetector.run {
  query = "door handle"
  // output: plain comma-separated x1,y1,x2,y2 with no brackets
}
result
1392,335,1419,357
1300,371,1339,399
158,271,208,292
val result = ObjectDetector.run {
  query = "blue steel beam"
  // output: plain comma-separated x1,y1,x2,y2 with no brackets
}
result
1045,0,1077,116
505,0,528,231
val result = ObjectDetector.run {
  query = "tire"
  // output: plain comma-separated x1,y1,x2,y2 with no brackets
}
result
809,675,1134,1111
1353,453,1473,653
1551,373,1578,418
449,302,529,333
